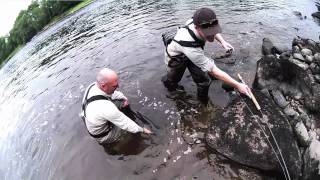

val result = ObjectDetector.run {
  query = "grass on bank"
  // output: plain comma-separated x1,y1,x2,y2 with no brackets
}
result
67,0,94,15
0,45,24,67
49,0,94,26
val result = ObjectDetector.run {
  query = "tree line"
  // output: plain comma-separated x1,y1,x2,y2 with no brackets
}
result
0,0,81,64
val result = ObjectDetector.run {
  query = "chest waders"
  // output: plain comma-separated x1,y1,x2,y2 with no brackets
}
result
81,84,125,139
161,23,211,102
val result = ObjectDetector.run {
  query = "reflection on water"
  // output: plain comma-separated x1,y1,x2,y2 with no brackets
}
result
0,0,319,179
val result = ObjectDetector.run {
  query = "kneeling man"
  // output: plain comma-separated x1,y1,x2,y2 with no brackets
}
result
80,68,152,145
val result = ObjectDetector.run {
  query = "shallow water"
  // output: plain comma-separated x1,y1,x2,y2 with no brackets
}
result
0,0,319,179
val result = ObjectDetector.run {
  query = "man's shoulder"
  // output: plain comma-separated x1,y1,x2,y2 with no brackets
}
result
174,20,197,42
175,27,193,42
185,18,193,25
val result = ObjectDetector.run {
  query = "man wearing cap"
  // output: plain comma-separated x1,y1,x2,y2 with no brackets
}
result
80,68,152,145
162,7,251,102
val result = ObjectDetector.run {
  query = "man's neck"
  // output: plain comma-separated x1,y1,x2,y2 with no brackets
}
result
189,24,205,41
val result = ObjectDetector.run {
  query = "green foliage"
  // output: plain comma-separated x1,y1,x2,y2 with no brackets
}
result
0,0,83,64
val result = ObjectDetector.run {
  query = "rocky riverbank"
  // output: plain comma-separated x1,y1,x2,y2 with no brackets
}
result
206,37,320,180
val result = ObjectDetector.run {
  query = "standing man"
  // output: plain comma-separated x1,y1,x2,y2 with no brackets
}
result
80,68,152,145
162,7,251,102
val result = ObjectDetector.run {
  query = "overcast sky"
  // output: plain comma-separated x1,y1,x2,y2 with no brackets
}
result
0,0,32,37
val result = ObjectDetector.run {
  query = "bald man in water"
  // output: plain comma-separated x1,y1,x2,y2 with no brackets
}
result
81,68,152,145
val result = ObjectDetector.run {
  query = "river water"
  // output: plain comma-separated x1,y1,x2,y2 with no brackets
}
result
0,0,319,179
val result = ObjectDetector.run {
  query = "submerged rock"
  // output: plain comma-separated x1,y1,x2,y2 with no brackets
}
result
206,91,302,179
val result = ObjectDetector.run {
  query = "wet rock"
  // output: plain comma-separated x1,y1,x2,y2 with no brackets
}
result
272,45,288,55
316,129,320,137
283,106,299,118
293,53,305,61
293,91,302,100
314,53,320,64
305,96,319,112
278,82,302,99
307,39,317,46
312,11,320,19
301,48,313,57
293,37,305,48
206,90,302,179
293,36,320,53
297,107,308,114
294,121,310,147
305,55,314,64
292,46,300,53
289,57,309,70
310,63,320,74
314,74,320,83
262,38,274,55
305,84,320,113
257,55,281,79
255,78,267,89
303,139,320,180
299,114,314,130
280,51,291,60
270,89,289,108
309,130,318,140
260,88,270,97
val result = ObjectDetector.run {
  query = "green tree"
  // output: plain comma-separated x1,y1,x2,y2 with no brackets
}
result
0,0,82,64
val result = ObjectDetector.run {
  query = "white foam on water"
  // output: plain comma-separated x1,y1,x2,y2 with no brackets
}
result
40,121,48,127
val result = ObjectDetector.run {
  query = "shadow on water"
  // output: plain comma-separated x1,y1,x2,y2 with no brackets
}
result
0,0,320,179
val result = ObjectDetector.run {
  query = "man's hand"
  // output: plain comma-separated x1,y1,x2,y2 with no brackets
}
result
143,127,152,134
222,41,234,53
123,99,129,107
214,34,234,53
236,83,251,97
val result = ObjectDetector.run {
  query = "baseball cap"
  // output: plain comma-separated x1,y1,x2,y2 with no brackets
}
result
193,8,222,37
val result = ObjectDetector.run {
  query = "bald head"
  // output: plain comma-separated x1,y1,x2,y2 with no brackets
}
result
96,68,119,94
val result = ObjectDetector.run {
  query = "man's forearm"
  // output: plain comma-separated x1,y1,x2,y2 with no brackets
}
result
214,33,226,44
209,67,240,89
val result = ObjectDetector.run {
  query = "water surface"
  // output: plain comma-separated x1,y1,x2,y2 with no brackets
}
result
0,0,319,179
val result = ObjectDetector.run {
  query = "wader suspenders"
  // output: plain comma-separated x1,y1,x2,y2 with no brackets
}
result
82,84,114,139
165,23,205,59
